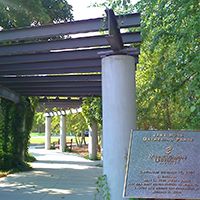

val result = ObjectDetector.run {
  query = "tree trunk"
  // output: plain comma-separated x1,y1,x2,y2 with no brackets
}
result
88,120,98,160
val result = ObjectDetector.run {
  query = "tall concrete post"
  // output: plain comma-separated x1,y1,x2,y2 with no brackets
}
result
60,115,66,152
45,116,51,150
88,120,98,160
102,55,136,200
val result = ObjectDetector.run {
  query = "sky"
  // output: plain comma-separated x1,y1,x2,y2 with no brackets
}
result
67,0,139,20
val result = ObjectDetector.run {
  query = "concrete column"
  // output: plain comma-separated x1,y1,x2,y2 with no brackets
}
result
45,116,51,150
102,55,136,200
60,115,66,152
88,120,98,160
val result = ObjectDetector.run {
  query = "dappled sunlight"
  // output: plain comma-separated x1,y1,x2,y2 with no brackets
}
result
30,148,93,163
31,162,92,170
31,188,72,195
0,148,102,199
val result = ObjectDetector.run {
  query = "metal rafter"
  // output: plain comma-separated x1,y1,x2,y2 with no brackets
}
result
14,87,101,92
0,74,101,83
0,47,140,65
3,82,101,88
0,13,140,42
0,32,140,56
0,59,101,71
0,85,19,103
19,91,101,97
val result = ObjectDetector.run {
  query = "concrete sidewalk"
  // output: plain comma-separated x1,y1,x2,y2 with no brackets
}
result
0,147,102,200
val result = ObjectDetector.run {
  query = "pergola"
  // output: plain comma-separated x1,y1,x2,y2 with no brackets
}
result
0,9,140,103
0,9,140,200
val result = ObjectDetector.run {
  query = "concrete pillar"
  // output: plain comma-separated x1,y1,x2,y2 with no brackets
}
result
60,115,66,152
88,120,98,160
102,55,136,200
45,116,51,150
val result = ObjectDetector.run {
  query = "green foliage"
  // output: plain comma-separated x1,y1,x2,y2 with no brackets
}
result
82,97,102,125
66,112,88,146
0,97,37,170
0,0,73,29
32,112,45,133
95,175,111,200
93,0,133,14
135,0,200,130
67,112,88,135
82,97,102,148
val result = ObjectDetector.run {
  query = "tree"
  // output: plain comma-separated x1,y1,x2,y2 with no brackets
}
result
82,97,102,159
0,0,73,29
135,0,200,130
66,112,88,147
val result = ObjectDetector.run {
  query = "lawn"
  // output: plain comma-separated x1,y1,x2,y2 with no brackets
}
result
29,133,89,145
30,136,76,145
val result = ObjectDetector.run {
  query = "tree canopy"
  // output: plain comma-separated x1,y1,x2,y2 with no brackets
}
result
0,0,73,29
136,0,199,129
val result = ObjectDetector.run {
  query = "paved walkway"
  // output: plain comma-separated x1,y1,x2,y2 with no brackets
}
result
0,147,102,200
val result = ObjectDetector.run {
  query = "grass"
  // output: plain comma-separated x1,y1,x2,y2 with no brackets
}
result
30,132,45,137
30,136,59,144
30,133,89,145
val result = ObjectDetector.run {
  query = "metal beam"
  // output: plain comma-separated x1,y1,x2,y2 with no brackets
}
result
13,87,101,93
0,74,101,83
0,66,101,75
0,85,20,103
0,32,141,56
0,59,101,71
3,82,101,88
0,13,140,42
7,86,101,91
18,91,101,97
0,47,140,65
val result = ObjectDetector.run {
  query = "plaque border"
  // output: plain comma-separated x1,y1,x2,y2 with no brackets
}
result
123,129,134,198
123,130,200,199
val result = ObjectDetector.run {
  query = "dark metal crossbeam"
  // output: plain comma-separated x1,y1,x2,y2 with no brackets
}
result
18,91,101,97
14,87,101,93
0,13,140,42
3,82,101,88
0,85,19,103
0,59,101,71
0,66,101,75
0,32,140,56
0,74,101,83
0,47,140,65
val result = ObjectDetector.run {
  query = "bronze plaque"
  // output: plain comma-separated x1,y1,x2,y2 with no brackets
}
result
123,130,200,199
